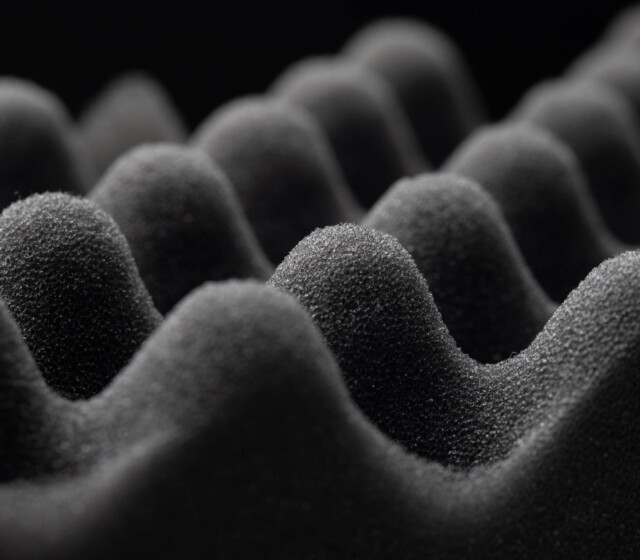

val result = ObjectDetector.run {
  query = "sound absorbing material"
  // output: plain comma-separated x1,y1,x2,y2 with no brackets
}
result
0,295,75,482
271,57,429,207
0,193,161,400
513,80,640,244
91,144,273,313
363,173,555,363
343,18,487,166
270,224,640,472
602,4,640,45
446,123,623,301
79,72,187,180
2,274,640,557
570,47,640,123
192,97,363,264
0,78,87,207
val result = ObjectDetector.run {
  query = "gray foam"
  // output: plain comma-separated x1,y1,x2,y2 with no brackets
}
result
271,57,429,207
344,18,487,166
0,78,87,205
91,143,273,313
446,122,624,300
0,193,161,399
192,97,362,264
513,80,640,244
364,172,555,363
79,72,187,180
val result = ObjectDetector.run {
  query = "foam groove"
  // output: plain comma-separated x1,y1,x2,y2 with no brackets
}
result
446,123,625,300
513,81,640,244
192,97,363,263
364,173,555,362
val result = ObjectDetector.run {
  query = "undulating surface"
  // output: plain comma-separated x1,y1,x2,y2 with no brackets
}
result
445,123,625,301
2,6,640,559
271,57,429,207
79,72,187,181
90,144,273,313
192,97,362,263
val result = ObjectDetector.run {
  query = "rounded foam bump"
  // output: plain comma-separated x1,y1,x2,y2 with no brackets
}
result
79,71,188,180
269,223,640,470
95,280,354,447
603,4,640,46
513,80,640,244
90,144,273,313
446,122,623,301
570,47,640,124
271,57,429,208
0,77,87,207
0,193,162,400
364,172,555,363
192,97,363,264
343,18,487,166
269,223,468,460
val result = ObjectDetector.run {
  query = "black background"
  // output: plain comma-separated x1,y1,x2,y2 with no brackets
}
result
0,1,634,129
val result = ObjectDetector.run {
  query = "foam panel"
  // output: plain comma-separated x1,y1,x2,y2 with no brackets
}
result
2,6,640,558
0,78,87,206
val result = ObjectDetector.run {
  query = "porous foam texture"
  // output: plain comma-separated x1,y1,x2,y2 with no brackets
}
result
91,144,273,313
5,10,640,558
4,273,640,557
79,72,187,180
446,123,624,301
364,173,555,363
344,18,487,166
0,78,87,206
192,97,363,264
513,80,640,244
0,193,161,399
270,224,640,471
271,57,429,207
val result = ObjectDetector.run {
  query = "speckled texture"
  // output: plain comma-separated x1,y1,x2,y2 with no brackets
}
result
364,173,555,362
91,144,273,313
446,123,624,301
344,18,487,166
79,72,187,180
2,267,640,557
270,224,640,472
192,97,363,264
0,78,86,206
271,57,429,207
513,80,640,244
3,11,640,559
0,193,161,399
